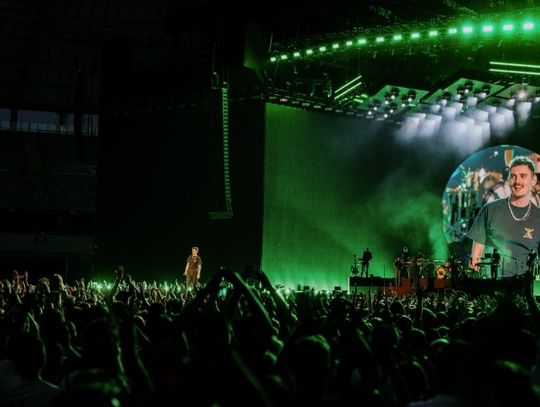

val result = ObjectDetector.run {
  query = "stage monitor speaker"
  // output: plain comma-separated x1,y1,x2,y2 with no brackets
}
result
349,276,382,287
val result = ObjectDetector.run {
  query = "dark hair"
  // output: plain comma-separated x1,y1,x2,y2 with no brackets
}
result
509,155,535,175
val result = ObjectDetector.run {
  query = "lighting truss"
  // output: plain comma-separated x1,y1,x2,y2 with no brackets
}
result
494,82,540,101
357,85,430,122
262,76,540,124
422,78,506,108
395,78,540,143
269,9,540,64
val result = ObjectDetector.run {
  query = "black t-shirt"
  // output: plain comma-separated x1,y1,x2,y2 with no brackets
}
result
468,198,540,276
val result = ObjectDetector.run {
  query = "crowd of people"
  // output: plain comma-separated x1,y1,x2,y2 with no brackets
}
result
1,263,540,407
2,154,540,406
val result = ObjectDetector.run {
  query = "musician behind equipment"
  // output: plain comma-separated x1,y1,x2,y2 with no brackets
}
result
360,248,373,277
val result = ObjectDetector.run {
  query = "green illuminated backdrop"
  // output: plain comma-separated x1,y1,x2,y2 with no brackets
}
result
262,104,452,291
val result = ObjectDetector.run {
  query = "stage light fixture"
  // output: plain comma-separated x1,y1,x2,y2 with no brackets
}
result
269,10,540,63
423,78,505,106
357,85,429,121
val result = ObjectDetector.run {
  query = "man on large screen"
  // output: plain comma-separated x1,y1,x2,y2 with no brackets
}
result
468,156,540,277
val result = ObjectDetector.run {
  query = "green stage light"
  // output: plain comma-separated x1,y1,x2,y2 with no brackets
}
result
334,81,363,100
269,13,540,63
490,68,540,76
306,49,313,55
293,52,301,58
280,54,288,60
334,75,363,100
334,75,363,94
490,61,540,69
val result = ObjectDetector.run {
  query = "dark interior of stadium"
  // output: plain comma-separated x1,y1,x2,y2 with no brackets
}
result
4,1,540,407
0,0,539,287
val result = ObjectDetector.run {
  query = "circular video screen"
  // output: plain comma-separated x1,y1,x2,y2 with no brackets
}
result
442,145,540,244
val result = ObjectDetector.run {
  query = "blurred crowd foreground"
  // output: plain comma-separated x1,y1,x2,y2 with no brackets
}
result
1,266,540,406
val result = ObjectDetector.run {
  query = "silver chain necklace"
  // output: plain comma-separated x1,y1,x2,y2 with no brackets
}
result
507,198,531,221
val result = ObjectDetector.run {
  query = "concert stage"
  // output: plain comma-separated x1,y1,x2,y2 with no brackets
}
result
348,275,540,296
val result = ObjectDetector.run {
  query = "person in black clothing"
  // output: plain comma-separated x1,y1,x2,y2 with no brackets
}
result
361,248,373,277
491,248,501,280
400,246,411,278
526,248,538,279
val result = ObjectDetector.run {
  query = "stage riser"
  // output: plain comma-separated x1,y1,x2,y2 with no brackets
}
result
348,276,540,296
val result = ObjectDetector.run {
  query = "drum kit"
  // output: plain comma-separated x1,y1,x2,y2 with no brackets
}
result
394,256,452,279
435,262,452,279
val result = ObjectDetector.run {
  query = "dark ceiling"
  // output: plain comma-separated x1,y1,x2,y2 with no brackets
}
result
0,0,538,112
